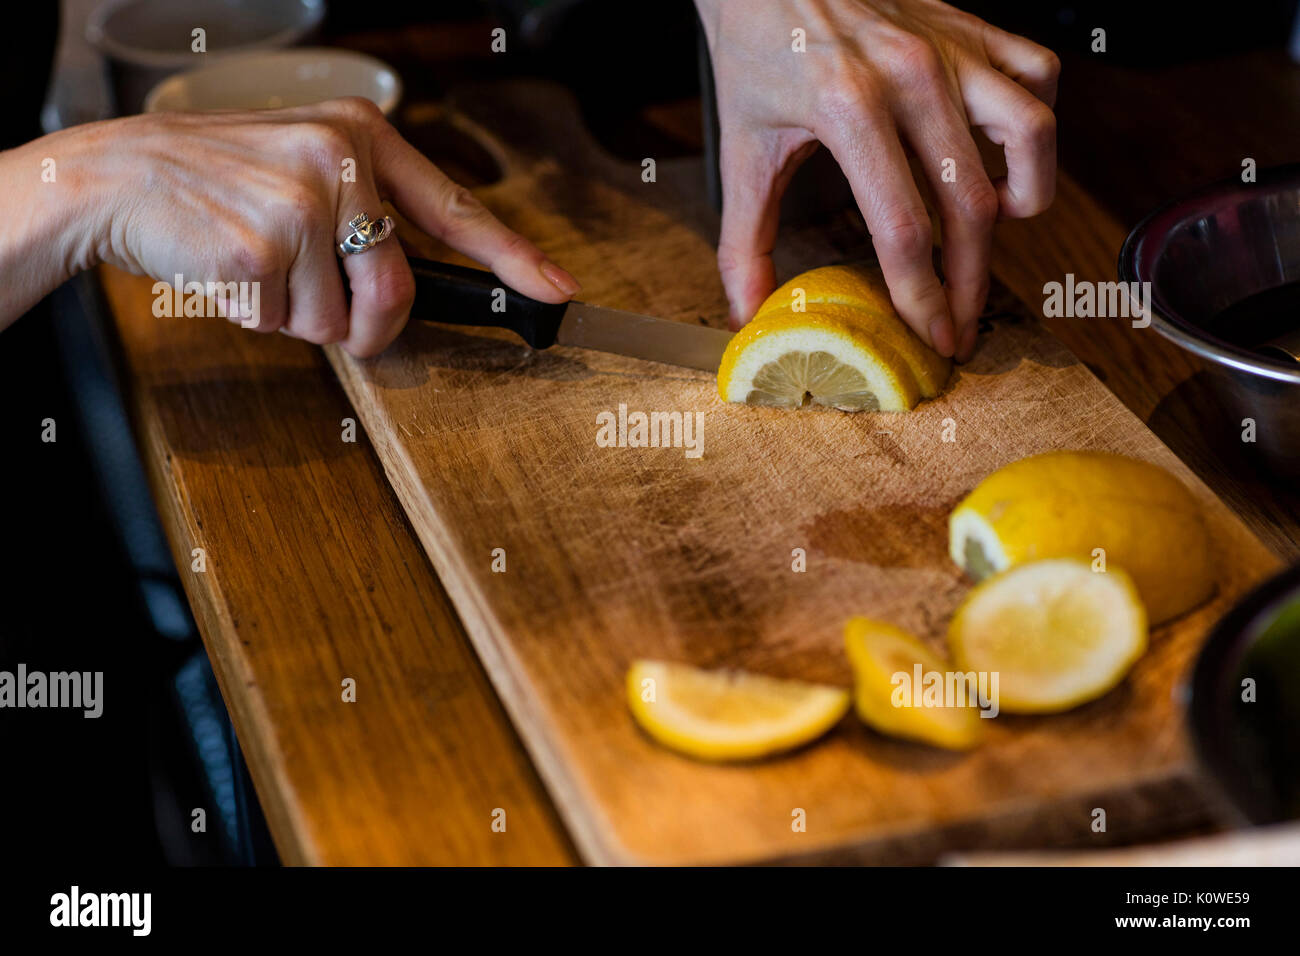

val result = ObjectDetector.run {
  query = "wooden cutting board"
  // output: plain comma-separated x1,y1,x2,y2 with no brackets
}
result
327,80,1279,865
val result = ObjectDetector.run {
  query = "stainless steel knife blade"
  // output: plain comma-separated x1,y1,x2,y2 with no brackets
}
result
555,302,733,371
403,257,733,370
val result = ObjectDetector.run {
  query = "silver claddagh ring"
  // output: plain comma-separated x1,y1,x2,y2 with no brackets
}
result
337,212,395,256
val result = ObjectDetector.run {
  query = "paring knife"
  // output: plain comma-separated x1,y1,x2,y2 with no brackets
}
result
406,258,734,372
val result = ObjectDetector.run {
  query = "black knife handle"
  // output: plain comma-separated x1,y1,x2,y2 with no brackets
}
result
406,257,567,349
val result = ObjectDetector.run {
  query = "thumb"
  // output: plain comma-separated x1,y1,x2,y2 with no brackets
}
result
716,130,817,330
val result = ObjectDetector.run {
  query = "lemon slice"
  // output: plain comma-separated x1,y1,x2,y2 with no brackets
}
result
948,558,1148,713
949,451,1214,625
717,310,921,411
754,264,952,398
626,660,850,761
844,617,982,750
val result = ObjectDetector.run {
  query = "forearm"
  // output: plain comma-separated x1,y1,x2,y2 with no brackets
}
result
0,122,113,330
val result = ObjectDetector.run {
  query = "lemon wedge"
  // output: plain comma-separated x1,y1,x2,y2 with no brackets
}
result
754,264,951,398
717,310,921,411
948,558,1148,713
844,617,982,750
717,263,951,411
949,450,1215,625
626,660,849,761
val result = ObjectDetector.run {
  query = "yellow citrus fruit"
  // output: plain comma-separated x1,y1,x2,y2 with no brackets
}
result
716,310,921,411
753,263,951,398
948,558,1149,713
844,617,982,750
625,660,849,761
948,450,1215,625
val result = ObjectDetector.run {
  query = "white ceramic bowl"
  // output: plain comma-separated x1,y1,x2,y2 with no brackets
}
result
143,48,402,116
88,0,326,113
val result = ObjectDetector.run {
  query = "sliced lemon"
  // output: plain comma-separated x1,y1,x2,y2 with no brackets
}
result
626,660,849,761
716,310,921,411
754,263,952,398
948,558,1148,713
844,617,982,750
949,450,1215,625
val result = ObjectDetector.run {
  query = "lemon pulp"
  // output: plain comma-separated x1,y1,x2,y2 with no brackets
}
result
948,558,1149,713
625,660,850,762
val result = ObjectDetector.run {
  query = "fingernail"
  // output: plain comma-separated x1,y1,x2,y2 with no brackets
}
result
539,260,580,297
928,317,955,357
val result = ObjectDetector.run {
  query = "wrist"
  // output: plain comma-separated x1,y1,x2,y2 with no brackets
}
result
44,119,127,277
0,118,139,327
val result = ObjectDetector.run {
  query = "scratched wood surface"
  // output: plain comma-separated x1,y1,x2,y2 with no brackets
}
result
99,265,577,866
324,81,1281,865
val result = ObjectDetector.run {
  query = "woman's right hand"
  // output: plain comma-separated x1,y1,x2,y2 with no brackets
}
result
7,97,580,354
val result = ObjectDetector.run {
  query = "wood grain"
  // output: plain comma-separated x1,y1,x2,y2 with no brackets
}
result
99,265,576,865
327,81,1281,865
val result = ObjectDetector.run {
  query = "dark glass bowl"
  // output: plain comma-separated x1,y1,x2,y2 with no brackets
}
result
1190,562,1300,825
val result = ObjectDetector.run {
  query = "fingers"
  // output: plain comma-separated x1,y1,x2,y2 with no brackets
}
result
716,129,818,329
981,28,1061,107
280,186,349,345
228,232,289,335
816,97,955,357
371,127,580,303
335,179,416,358
892,71,997,362
960,63,1057,219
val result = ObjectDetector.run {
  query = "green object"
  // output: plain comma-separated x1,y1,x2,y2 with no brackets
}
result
1236,597,1300,818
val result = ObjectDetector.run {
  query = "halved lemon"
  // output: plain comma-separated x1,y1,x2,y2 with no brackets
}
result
948,558,1149,713
626,660,849,761
948,450,1215,624
716,310,921,411
753,264,951,398
844,617,982,750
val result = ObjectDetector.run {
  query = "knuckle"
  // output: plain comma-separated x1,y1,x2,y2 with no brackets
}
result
889,35,943,85
818,76,882,121
280,182,327,232
232,237,280,282
436,184,488,238
330,95,384,129
876,209,932,260
952,177,999,226
292,121,353,162
1019,186,1055,218
1015,101,1057,149
1034,47,1062,81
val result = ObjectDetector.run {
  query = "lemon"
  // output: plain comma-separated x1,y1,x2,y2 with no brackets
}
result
625,660,849,761
949,450,1215,625
844,617,983,750
716,310,921,411
753,263,952,398
948,558,1148,713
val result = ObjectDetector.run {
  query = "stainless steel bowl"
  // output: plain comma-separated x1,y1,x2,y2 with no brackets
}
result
1118,163,1300,476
